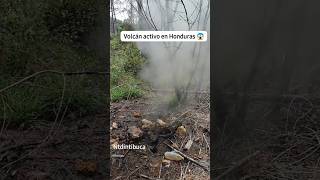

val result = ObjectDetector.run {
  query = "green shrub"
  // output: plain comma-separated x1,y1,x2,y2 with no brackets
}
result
111,83,143,102
0,0,98,76
0,0,107,126
1,87,44,126
0,74,107,126
110,35,145,101
44,0,97,45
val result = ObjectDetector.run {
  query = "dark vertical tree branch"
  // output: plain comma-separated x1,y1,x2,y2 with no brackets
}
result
180,0,191,30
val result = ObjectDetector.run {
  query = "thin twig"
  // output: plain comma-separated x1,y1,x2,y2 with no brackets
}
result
180,0,191,29
158,156,163,178
0,96,6,138
0,70,109,94
140,174,162,180
126,166,143,180
203,133,210,151
1,70,67,169
164,142,209,171
111,154,125,158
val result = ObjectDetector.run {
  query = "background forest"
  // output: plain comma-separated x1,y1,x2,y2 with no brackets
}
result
0,1,109,179
0,0,108,126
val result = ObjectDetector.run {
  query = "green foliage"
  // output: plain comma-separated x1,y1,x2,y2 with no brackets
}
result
0,74,106,126
118,21,135,32
0,0,98,76
40,75,106,120
110,36,145,101
44,0,97,45
111,82,143,102
1,87,44,125
123,43,145,75
0,0,50,76
111,35,145,75
168,95,180,110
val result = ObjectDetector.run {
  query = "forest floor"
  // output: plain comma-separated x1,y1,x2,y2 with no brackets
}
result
110,94,210,180
2,92,318,179
0,110,108,179
0,93,210,180
212,95,320,179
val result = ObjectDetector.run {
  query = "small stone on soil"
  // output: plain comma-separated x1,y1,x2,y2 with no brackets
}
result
162,159,171,167
176,126,187,137
133,112,142,118
111,122,118,129
127,126,143,139
183,139,193,151
164,151,184,161
110,138,118,144
141,119,155,129
157,119,167,127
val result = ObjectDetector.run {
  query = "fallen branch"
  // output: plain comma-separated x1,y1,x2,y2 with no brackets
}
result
111,154,125,158
164,142,209,172
140,174,162,180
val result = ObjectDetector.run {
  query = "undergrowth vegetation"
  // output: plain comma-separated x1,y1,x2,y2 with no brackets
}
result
110,33,145,102
0,0,107,126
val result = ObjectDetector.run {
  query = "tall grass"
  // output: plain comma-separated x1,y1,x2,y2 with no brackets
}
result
110,34,145,102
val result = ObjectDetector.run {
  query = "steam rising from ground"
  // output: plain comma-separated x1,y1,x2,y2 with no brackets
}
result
133,0,210,103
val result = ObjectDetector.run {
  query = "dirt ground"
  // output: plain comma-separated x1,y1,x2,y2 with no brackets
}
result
0,111,108,179
1,93,319,179
110,95,210,180
212,95,320,179
0,94,210,180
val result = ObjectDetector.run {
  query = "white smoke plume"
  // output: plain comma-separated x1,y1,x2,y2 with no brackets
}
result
132,0,210,104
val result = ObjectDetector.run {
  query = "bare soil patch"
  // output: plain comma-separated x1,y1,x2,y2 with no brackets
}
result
110,97,210,180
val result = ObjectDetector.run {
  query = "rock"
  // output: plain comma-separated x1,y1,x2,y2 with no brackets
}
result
111,143,118,149
157,119,167,127
111,122,118,129
164,151,184,161
141,119,155,129
110,138,118,144
128,126,143,139
183,139,193,151
133,112,142,118
176,126,187,137
162,159,171,167
111,138,118,149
